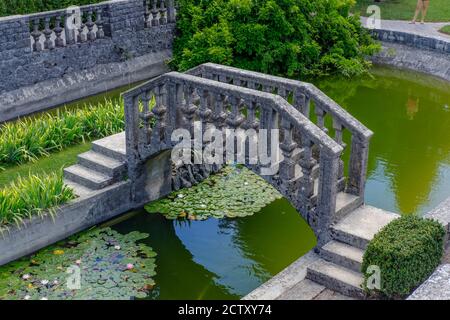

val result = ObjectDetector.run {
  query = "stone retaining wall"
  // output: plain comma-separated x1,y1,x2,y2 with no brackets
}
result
0,0,175,121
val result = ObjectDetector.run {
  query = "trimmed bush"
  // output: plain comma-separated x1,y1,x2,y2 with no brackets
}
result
0,172,75,229
172,0,380,78
362,215,446,299
0,99,124,168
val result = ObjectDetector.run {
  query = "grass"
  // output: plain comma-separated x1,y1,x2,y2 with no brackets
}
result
353,0,450,22
0,172,75,230
440,25,450,35
0,99,124,168
0,142,92,187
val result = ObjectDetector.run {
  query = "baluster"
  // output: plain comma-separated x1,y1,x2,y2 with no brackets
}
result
294,91,309,116
144,0,151,28
333,119,346,189
151,0,160,27
278,87,288,100
299,138,316,212
96,8,105,39
86,10,96,41
198,89,212,135
31,19,43,52
212,93,227,129
54,15,64,47
247,81,256,90
314,104,328,133
159,0,167,25
140,91,154,145
43,17,54,50
226,96,244,129
245,101,259,130
280,117,297,181
152,85,168,145
77,13,86,43
182,86,197,136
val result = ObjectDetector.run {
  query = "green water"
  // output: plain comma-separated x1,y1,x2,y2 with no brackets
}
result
314,66,450,215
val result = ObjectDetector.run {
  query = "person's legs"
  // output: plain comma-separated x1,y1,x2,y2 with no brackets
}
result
421,0,430,23
411,0,423,23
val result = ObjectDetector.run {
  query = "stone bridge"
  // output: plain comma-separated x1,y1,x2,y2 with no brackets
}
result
63,64,400,298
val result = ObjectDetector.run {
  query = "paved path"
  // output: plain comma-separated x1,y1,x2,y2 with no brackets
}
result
361,17,450,41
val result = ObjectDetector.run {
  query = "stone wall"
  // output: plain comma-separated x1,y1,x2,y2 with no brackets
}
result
370,29,450,54
0,0,175,120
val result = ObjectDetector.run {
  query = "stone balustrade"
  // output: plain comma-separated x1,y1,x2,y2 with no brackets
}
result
26,4,109,52
123,67,353,246
186,63,374,199
0,0,176,97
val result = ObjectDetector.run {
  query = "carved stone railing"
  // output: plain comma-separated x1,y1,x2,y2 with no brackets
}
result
143,0,176,27
123,70,346,246
186,63,374,199
26,3,109,52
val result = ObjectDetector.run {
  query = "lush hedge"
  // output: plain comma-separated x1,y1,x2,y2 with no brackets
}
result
0,172,74,229
172,0,380,78
0,0,106,17
0,99,124,168
362,215,446,299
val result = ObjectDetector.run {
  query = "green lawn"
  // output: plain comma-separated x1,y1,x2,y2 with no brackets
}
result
0,142,91,187
440,25,450,35
354,0,450,22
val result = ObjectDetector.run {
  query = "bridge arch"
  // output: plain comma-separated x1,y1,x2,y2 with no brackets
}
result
122,64,372,246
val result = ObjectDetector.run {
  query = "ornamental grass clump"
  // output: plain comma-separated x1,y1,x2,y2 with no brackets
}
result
0,99,124,168
0,172,75,229
362,215,446,299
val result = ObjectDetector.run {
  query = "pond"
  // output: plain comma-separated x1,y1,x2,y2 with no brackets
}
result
1,65,449,300
314,66,450,216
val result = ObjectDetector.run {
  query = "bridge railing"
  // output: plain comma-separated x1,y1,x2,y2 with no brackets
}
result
123,70,345,245
186,63,374,199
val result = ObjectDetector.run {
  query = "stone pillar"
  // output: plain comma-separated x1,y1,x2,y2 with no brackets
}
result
0,15,31,94
313,150,340,247
103,0,145,39
347,134,370,198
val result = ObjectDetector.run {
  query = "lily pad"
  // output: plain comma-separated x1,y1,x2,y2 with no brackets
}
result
145,165,282,220
0,228,157,300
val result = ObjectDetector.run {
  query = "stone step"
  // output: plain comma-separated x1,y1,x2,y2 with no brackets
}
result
306,259,365,299
64,178,95,198
331,205,399,250
91,132,126,162
78,150,126,179
320,240,364,272
334,192,363,222
64,165,114,190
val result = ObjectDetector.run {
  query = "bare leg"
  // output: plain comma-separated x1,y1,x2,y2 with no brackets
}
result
421,0,430,23
411,0,423,23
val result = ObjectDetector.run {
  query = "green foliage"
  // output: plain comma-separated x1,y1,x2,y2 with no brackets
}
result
0,0,106,16
0,99,124,168
145,165,282,220
0,228,157,300
440,25,450,35
172,0,380,78
362,215,446,298
0,172,75,229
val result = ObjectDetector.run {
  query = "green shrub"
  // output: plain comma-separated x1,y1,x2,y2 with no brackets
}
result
172,0,380,78
362,215,446,299
0,172,75,229
0,99,124,168
0,0,106,17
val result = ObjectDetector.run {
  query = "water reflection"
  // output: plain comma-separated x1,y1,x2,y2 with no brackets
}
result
110,198,316,300
315,66,450,215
